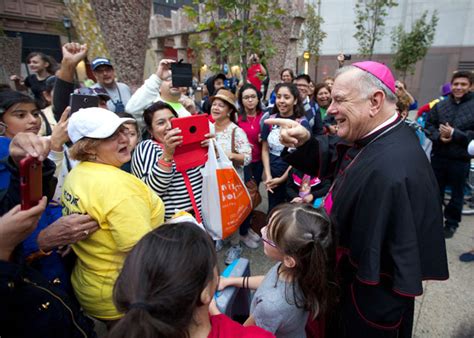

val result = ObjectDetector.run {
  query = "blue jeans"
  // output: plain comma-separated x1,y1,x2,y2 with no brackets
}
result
432,156,470,228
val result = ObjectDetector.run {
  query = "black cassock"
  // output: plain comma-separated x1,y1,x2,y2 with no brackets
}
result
283,117,449,338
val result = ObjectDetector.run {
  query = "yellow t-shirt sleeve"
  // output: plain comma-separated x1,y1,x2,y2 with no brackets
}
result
106,195,157,252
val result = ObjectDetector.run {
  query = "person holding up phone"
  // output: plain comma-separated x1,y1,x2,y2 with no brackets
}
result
0,132,97,337
0,91,100,293
132,101,209,220
246,54,267,94
0,90,43,191
52,42,88,121
126,59,191,130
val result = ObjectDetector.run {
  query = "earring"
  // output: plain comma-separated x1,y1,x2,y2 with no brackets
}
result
0,122,7,136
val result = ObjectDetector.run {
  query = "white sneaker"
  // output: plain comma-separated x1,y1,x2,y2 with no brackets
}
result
215,239,224,252
225,245,242,265
247,228,261,242
241,234,259,249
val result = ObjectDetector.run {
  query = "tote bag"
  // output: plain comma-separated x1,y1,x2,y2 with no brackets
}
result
201,139,252,239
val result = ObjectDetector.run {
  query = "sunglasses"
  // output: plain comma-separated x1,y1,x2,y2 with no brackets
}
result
261,226,277,248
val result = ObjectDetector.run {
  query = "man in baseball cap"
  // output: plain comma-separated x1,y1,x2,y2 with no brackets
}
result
89,57,132,114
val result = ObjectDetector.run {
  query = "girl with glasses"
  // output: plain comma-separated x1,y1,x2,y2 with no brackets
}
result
218,203,336,338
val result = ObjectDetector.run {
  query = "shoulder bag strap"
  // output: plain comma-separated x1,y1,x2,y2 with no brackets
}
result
231,127,237,154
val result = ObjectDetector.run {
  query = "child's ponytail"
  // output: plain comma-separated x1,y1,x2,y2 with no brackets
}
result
269,203,337,319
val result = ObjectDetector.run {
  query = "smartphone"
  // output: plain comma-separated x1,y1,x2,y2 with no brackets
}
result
20,156,42,210
170,115,210,171
171,61,193,87
69,94,99,115
343,54,352,60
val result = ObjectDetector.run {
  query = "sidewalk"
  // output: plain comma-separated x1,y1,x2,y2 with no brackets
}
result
412,216,474,337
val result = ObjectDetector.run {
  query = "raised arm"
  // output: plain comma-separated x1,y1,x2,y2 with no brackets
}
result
53,42,88,120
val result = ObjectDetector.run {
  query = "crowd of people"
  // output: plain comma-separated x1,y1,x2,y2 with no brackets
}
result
1,40,472,338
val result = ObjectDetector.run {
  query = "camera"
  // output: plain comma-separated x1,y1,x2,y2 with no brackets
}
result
114,101,125,113
343,54,352,61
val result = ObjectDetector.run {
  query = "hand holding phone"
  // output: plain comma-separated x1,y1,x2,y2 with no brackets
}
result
170,115,210,171
156,59,176,80
20,156,43,210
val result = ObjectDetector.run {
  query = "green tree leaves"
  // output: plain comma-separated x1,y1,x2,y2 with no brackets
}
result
301,2,327,63
391,10,439,78
184,0,285,73
353,0,398,60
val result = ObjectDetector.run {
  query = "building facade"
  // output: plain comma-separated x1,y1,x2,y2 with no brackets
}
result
0,0,69,83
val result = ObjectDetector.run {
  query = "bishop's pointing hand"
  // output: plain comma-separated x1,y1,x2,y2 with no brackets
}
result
264,118,311,148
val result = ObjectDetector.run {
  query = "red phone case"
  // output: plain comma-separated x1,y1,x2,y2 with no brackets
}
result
171,115,210,172
19,156,42,210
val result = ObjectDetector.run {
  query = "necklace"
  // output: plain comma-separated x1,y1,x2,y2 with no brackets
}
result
247,114,258,130
215,120,231,133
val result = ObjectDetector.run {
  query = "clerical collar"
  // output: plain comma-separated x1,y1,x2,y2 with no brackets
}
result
355,112,400,147
362,113,398,138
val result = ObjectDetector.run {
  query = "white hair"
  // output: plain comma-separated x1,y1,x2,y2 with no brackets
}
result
335,66,397,103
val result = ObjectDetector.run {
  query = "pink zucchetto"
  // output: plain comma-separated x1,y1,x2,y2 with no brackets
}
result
352,61,396,94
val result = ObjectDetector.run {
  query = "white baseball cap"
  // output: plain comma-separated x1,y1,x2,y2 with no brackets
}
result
68,107,135,143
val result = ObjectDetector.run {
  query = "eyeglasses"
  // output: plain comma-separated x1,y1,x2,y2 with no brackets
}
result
261,226,277,248
107,126,130,140
243,95,257,100
94,67,114,74
296,84,308,88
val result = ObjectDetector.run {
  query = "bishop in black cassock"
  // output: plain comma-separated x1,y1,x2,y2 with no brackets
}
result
267,61,449,338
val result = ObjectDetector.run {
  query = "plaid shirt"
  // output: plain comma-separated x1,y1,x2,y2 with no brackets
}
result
426,92,474,161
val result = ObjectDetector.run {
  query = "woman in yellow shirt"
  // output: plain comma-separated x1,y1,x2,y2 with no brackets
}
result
62,107,165,323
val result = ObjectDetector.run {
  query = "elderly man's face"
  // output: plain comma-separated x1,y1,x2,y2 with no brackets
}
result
327,69,372,142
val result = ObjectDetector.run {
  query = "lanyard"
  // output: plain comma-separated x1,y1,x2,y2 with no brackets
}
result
152,140,202,223
102,84,123,105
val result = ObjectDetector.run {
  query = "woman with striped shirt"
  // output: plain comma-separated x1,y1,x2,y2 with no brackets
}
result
132,101,205,220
